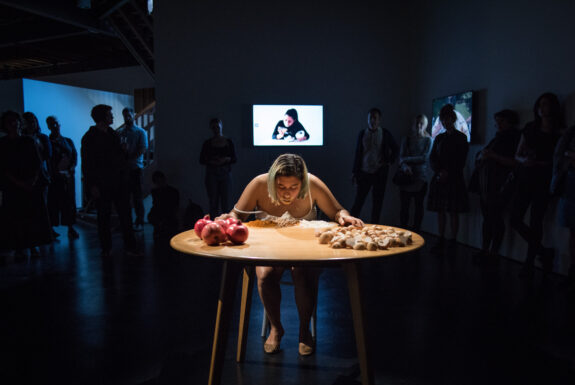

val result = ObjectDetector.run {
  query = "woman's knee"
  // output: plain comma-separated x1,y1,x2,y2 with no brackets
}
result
256,266,283,287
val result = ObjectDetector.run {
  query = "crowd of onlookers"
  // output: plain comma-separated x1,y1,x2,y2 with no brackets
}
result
1,92,574,289
355,93,574,288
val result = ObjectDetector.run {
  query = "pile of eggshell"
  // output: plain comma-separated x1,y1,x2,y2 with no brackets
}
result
315,225,412,250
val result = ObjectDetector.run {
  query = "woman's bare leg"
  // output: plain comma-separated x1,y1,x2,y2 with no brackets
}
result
256,266,285,349
292,267,319,350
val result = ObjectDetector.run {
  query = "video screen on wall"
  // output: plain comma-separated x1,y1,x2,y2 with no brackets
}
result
253,104,323,146
431,91,473,142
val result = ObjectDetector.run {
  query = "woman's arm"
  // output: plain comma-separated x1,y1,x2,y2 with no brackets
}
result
216,174,265,221
311,175,363,227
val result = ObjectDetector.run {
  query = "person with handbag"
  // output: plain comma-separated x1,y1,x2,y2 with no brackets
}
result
552,125,575,288
395,114,432,231
470,109,521,261
509,93,563,276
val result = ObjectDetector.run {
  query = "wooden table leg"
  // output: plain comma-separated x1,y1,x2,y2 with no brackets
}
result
208,261,242,385
237,266,254,362
342,262,374,385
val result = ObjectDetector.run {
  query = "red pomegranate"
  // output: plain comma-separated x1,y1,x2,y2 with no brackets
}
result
225,217,239,227
215,219,229,234
194,214,212,239
201,222,227,246
226,221,249,245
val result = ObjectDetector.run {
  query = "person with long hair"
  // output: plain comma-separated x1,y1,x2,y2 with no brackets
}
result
272,108,310,142
397,114,432,231
217,153,363,356
510,92,564,275
427,104,469,254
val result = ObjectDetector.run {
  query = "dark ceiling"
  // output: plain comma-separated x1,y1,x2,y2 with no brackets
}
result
0,0,154,80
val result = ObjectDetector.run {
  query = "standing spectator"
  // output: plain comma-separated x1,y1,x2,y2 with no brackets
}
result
427,104,469,253
552,125,575,288
22,112,52,217
199,118,237,218
470,109,521,260
46,116,79,239
397,114,432,231
81,104,140,257
510,92,563,275
0,111,52,257
147,170,180,241
118,108,148,231
351,107,399,224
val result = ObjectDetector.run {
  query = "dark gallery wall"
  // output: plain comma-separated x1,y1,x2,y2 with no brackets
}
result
154,0,416,222
36,66,154,95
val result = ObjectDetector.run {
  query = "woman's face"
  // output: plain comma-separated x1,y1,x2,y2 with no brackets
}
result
495,116,511,131
3,116,21,136
283,115,294,127
275,175,302,205
413,117,427,134
537,96,553,118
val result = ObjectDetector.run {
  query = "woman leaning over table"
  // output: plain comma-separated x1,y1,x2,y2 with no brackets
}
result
217,153,363,356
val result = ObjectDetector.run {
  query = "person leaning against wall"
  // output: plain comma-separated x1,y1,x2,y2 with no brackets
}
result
350,107,399,224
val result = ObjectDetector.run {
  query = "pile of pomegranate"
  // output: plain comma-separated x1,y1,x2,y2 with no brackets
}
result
194,215,249,246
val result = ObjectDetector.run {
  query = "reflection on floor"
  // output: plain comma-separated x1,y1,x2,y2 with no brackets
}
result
0,222,574,385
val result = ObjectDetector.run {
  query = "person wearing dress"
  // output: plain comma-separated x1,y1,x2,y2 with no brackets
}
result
217,154,363,356
427,104,469,253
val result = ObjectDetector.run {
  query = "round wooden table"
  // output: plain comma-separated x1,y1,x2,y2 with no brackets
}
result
171,225,424,385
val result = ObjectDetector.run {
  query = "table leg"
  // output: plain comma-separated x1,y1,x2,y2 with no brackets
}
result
343,262,374,385
208,261,242,385
237,266,254,362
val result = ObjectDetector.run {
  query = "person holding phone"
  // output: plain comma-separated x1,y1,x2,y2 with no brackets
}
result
272,109,310,142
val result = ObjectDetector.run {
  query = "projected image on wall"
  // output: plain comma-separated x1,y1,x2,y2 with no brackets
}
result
430,91,473,142
253,105,323,146
22,79,134,208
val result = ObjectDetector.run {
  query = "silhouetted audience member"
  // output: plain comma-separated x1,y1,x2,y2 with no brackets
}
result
351,107,399,224
470,109,521,260
427,104,469,253
397,114,432,231
552,124,575,287
0,111,52,258
118,108,148,231
510,93,563,275
81,104,139,257
46,116,79,239
199,118,237,218
147,171,180,241
22,112,52,204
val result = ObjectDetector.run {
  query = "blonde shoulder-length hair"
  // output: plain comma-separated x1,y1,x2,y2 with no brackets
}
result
267,153,310,205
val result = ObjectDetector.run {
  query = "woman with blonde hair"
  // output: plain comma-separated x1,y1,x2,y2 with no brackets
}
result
217,153,363,356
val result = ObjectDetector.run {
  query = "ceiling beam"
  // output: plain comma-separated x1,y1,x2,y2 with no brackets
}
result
0,0,115,36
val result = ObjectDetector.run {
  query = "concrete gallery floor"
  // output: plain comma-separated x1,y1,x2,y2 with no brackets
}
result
1,222,574,385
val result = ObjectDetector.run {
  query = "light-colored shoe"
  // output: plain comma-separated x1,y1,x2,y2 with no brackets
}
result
298,342,315,356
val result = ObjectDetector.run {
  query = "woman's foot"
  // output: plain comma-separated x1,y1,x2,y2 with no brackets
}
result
298,328,315,356
263,327,284,354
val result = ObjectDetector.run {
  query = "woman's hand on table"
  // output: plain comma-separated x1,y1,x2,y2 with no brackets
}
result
338,214,364,227
215,213,235,221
